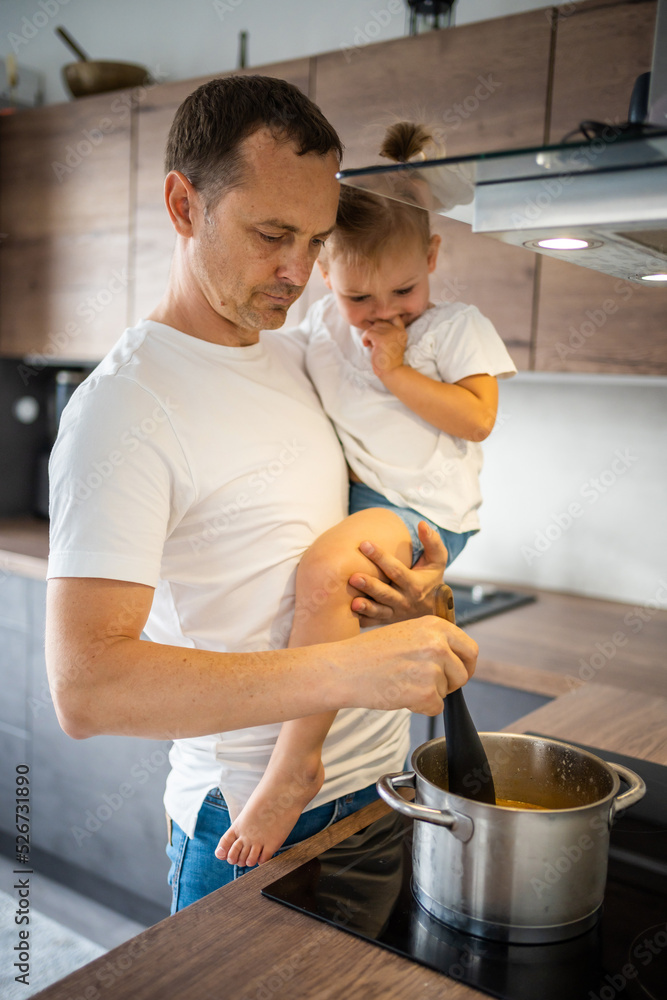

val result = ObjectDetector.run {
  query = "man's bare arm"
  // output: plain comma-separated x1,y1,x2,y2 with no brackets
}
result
46,577,477,741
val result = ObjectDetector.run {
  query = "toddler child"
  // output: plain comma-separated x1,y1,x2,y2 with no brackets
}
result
216,123,516,868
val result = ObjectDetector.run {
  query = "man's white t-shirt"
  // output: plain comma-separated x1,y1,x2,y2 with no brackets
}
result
47,319,411,838
303,295,517,532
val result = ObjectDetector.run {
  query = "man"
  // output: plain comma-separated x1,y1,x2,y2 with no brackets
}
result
45,76,477,912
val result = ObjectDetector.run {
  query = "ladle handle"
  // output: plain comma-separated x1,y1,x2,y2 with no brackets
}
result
55,26,90,62
436,584,497,806
434,582,456,622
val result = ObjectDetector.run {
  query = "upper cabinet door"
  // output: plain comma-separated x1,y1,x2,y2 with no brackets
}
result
0,91,133,360
312,10,555,370
131,60,312,328
534,0,665,375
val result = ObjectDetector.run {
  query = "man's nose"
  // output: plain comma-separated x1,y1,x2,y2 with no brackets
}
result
276,244,315,288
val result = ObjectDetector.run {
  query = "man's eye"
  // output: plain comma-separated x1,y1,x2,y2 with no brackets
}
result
396,286,415,296
259,232,281,243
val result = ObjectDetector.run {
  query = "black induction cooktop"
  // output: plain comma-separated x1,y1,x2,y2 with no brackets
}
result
262,743,667,1000
447,582,536,626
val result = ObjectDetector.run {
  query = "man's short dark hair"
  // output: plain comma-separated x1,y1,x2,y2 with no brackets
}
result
165,75,344,209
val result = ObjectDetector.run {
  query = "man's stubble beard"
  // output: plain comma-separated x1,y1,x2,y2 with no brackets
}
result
235,284,305,332
235,296,289,332
197,235,303,334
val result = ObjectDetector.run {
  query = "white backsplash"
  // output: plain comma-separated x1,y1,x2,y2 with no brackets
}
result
452,375,667,607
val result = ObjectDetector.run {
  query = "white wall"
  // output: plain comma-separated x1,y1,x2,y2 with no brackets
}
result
453,375,667,607
2,0,664,607
0,0,585,106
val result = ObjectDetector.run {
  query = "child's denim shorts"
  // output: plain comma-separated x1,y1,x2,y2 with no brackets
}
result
348,481,476,567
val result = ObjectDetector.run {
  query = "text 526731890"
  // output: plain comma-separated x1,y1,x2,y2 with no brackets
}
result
15,763,30,864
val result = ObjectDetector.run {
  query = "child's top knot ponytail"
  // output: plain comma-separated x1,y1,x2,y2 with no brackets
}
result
379,122,442,163
322,122,437,270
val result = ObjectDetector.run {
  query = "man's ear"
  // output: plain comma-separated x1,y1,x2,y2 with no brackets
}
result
164,171,201,237
317,259,332,289
427,234,442,273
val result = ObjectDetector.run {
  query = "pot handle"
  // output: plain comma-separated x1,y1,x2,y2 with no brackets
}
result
606,762,646,819
376,771,474,843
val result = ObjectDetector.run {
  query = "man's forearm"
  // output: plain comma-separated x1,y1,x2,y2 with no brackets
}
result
46,577,477,741
47,633,347,741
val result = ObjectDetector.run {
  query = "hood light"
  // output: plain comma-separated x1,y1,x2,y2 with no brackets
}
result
522,237,603,251
639,272,667,282
534,238,592,250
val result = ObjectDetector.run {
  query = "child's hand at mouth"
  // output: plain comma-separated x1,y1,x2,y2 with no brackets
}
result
361,317,408,378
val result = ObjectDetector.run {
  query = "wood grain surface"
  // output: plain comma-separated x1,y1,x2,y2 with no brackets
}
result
473,656,583,697
0,92,133,359
1,1,662,374
507,681,667,764
0,517,48,557
464,584,667,699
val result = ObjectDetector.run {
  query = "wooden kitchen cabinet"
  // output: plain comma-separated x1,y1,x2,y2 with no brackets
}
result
0,1,663,372
0,91,133,360
534,0,666,374
312,8,556,369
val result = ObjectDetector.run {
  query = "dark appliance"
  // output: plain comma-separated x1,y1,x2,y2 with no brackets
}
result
406,0,457,33
447,581,535,626
33,368,87,518
262,742,667,1000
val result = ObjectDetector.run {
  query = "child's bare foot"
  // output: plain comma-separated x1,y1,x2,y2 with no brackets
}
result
215,754,325,868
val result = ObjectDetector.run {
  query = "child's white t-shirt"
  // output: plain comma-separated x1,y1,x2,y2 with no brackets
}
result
303,295,517,533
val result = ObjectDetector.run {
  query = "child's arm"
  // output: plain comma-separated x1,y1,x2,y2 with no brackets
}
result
362,319,498,442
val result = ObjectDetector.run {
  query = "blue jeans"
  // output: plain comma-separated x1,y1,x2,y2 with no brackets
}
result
166,782,380,912
348,481,476,566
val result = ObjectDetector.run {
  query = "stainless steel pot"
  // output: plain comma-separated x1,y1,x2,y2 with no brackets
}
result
377,733,645,943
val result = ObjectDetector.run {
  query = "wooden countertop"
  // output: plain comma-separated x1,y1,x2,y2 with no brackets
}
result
0,515,49,579
462,580,667,700
31,682,667,1000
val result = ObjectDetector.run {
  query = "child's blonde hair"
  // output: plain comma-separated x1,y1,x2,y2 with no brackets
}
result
322,122,440,272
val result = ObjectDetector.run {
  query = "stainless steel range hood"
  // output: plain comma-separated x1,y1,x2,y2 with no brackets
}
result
336,1,667,285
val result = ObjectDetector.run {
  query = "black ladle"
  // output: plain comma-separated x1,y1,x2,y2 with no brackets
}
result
435,584,496,804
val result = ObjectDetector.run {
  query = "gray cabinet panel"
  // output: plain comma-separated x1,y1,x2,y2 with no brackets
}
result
0,625,29,732
0,573,30,629
0,571,172,912
30,652,172,908
0,728,31,837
